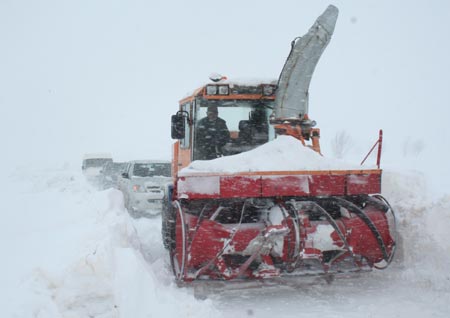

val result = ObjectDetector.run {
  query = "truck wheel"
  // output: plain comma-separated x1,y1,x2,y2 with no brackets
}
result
162,201,175,250
169,202,186,282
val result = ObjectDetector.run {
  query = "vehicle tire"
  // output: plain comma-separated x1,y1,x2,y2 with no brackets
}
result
125,199,141,219
162,200,175,250
161,186,175,250
128,208,141,219
169,202,186,282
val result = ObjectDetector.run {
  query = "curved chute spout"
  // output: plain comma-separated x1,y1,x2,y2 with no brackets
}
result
273,5,339,123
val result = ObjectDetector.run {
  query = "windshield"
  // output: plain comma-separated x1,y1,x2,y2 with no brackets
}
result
194,99,275,160
132,163,171,177
82,158,112,169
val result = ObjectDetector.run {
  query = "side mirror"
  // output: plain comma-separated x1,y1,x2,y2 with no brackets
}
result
121,172,129,179
171,114,185,139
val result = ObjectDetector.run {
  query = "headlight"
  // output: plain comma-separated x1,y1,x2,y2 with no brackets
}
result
218,85,229,95
206,85,217,95
132,184,145,192
206,85,229,95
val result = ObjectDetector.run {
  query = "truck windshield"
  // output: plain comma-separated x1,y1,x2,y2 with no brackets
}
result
132,163,171,177
194,100,275,160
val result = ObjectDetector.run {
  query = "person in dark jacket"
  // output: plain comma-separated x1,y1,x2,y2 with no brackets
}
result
195,105,230,160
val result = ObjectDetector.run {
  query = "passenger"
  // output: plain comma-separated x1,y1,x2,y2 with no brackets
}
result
249,109,268,132
238,108,269,145
196,105,230,160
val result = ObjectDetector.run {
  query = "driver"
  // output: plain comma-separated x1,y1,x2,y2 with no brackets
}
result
195,105,230,160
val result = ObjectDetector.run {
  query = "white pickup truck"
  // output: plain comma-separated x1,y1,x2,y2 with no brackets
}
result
118,160,172,217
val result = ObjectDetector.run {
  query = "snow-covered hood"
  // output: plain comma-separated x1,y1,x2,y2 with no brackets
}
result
180,135,372,176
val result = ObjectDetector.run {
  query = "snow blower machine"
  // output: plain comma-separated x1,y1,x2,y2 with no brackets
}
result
163,5,396,282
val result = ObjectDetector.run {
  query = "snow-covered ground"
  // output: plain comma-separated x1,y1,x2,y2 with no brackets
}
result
1,161,449,318
2,1,449,317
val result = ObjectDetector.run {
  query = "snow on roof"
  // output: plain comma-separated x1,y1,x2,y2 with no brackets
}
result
179,136,371,176
182,77,278,99
219,77,278,86
82,153,113,160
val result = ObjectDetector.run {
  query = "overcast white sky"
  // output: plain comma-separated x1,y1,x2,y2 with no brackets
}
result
1,0,449,183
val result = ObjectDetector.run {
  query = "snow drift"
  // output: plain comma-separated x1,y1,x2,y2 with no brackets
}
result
0,167,219,318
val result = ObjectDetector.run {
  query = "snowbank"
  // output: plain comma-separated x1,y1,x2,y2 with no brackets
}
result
0,167,219,318
180,135,370,175
382,169,450,292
